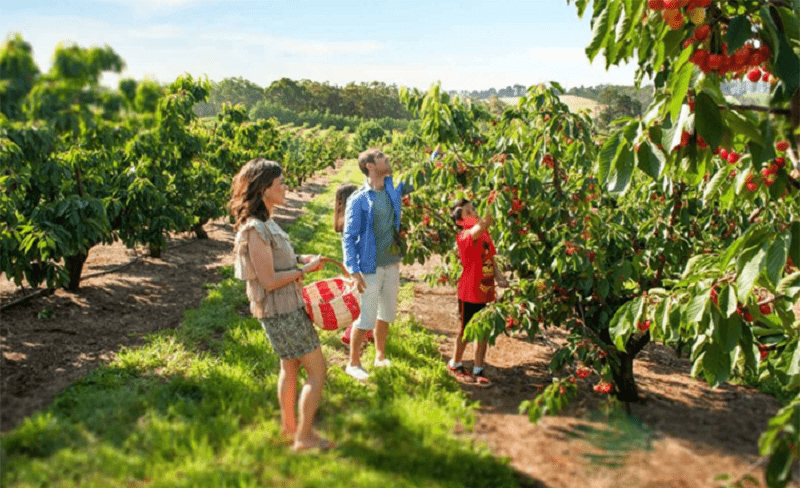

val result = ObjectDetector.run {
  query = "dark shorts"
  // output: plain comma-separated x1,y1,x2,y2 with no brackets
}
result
259,308,320,360
458,299,487,334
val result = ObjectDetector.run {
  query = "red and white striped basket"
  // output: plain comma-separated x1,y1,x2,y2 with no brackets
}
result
302,259,360,331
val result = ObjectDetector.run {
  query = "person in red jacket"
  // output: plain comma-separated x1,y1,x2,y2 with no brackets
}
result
447,198,508,388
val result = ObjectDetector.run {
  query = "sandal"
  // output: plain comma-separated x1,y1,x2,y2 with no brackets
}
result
447,363,473,383
473,370,492,388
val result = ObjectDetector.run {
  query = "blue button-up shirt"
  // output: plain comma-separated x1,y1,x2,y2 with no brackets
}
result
342,175,413,275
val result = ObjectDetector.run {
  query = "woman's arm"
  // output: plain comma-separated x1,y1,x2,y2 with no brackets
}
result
493,260,509,288
248,230,304,291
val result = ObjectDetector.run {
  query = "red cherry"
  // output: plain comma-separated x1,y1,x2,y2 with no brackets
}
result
759,304,771,315
776,140,789,152
727,152,739,164
747,67,762,83
690,49,709,67
694,24,710,41
648,0,664,8
719,148,729,159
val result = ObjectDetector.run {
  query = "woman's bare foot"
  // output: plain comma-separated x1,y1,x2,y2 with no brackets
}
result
292,434,336,452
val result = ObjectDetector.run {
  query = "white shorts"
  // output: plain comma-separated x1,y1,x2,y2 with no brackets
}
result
354,263,400,331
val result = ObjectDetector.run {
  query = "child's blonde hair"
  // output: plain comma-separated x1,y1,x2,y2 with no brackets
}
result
334,183,358,233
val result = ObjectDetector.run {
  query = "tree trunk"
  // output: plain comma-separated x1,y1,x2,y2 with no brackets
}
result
610,351,641,402
149,242,162,258
64,252,88,292
192,220,208,239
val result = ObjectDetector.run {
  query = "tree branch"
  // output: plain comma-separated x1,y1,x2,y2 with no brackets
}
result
723,104,792,116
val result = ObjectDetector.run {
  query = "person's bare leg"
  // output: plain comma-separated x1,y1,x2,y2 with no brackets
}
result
293,347,334,450
453,332,469,365
278,358,300,441
373,319,389,362
349,327,367,368
475,341,488,368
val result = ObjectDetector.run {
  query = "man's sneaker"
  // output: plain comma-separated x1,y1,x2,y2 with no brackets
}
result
345,364,370,381
373,358,392,368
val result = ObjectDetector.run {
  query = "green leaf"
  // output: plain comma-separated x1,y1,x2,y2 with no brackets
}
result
725,110,763,146
598,279,610,300
598,131,625,188
586,3,611,62
668,52,695,122
766,232,790,287
774,32,800,94
682,254,704,279
790,221,800,267
766,442,794,487
777,7,800,44
702,341,731,387
713,313,742,353
685,291,709,324
776,272,800,297
607,144,634,193
703,166,728,202
725,16,753,53
788,341,800,377
664,104,691,152
610,300,634,352
719,284,738,318
637,142,665,180
737,242,768,301
694,91,723,150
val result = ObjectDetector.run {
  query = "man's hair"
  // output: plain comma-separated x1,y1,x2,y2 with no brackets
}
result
357,147,384,176
449,198,471,226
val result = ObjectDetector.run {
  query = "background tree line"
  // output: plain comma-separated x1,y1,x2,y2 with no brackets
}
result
194,77,414,121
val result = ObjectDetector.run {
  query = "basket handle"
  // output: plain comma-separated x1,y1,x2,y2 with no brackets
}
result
318,256,351,278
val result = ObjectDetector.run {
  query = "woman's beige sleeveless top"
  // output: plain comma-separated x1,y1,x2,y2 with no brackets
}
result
234,218,303,318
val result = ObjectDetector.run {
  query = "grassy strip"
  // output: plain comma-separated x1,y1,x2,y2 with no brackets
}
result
1,160,523,488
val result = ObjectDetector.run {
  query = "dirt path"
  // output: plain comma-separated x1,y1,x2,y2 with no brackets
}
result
1,168,790,488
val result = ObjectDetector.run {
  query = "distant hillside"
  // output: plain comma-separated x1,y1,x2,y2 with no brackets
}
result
499,95,601,114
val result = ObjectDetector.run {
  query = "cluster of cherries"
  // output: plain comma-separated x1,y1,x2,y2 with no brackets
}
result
690,41,773,80
672,127,790,191
647,0,712,29
649,0,775,81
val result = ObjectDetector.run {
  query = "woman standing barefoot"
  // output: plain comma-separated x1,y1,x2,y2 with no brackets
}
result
230,158,334,451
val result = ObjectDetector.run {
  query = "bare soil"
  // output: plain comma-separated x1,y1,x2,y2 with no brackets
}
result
1,168,794,488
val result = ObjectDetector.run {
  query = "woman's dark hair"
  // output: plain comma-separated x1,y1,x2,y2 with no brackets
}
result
230,158,283,231
449,198,471,226
334,183,358,233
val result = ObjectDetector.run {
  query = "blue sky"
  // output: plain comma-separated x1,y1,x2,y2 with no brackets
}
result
2,0,637,92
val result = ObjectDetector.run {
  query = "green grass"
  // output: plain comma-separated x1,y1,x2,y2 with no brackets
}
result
1,159,523,488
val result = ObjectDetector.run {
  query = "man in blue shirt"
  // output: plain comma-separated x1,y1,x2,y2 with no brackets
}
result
342,148,413,381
